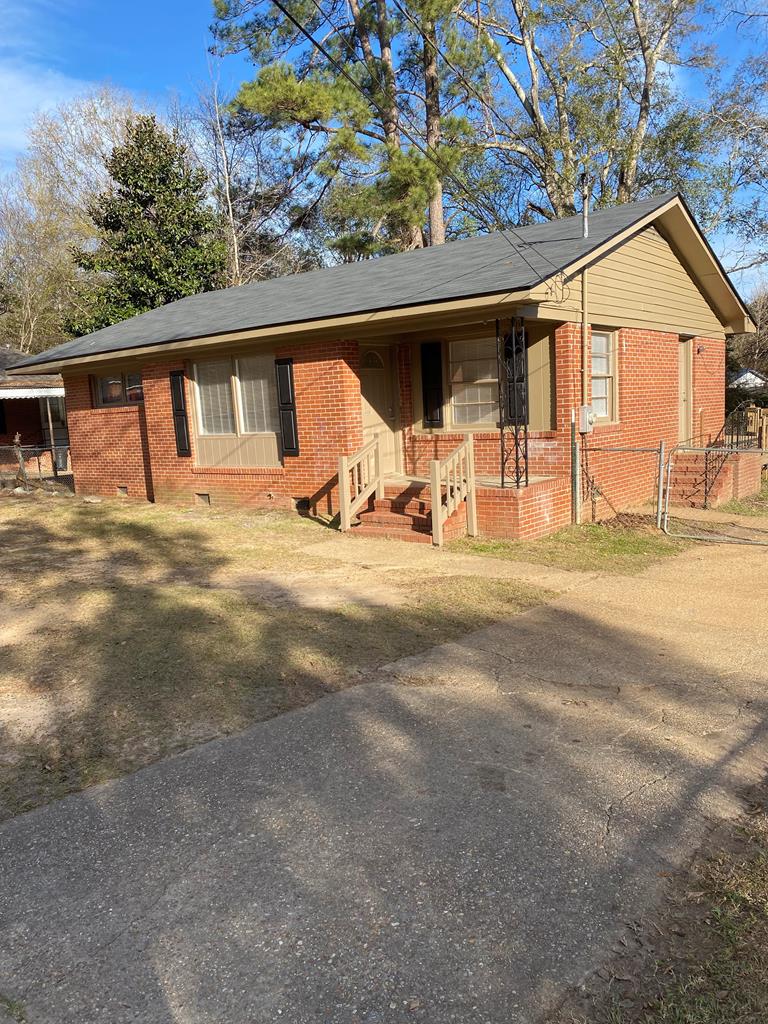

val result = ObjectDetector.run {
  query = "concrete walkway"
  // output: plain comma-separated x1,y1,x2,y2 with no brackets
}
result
2,542,768,1023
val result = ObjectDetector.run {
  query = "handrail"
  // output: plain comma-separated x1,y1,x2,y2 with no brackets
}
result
338,437,384,531
703,401,761,508
428,434,478,547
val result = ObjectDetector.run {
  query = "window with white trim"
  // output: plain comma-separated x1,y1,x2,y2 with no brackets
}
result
449,338,499,426
591,331,616,421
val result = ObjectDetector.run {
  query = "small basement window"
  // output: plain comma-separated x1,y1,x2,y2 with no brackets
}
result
93,372,144,407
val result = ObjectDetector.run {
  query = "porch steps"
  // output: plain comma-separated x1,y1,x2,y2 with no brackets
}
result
349,482,467,544
667,452,734,508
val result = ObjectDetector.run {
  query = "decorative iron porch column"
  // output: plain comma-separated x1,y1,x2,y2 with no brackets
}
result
497,317,529,488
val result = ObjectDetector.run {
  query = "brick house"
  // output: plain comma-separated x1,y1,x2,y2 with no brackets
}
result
9,193,758,540
0,346,69,479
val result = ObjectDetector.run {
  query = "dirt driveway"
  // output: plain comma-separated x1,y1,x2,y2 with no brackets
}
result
1,504,767,1023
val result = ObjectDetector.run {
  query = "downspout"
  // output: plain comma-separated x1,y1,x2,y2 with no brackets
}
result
580,175,590,406
581,268,589,405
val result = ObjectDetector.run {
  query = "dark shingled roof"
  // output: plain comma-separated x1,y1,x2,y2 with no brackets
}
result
0,346,63,387
15,193,677,369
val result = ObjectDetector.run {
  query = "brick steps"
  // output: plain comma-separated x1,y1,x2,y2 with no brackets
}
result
667,452,735,509
349,481,467,544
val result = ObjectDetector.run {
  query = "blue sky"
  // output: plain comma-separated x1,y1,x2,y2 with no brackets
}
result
0,0,251,168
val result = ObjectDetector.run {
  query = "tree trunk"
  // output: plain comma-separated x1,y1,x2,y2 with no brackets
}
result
423,17,446,245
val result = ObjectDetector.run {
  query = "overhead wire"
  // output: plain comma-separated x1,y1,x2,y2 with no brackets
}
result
269,0,567,289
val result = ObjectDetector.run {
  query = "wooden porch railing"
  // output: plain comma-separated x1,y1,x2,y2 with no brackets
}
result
338,437,384,532
429,434,479,547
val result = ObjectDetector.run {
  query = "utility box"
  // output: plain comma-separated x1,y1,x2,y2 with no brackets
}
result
579,405,596,434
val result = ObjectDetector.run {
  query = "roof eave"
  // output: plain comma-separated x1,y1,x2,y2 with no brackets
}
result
7,286,534,375
530,194,755,335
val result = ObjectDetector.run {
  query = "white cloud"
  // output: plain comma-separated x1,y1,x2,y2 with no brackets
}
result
0,0,94,171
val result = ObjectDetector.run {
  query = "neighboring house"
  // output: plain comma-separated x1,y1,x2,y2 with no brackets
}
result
8,193,760,539
727,367,768,391
0,346,69,475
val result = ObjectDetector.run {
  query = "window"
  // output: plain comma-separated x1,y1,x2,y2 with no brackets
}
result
93,372,144,407
41,396,66,426
591,331,616,421
196,359,236,435
238,355,280,434
449,338,499,426
194,355,278,436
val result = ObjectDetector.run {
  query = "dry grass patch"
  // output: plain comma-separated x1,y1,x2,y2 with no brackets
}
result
451,522,686,575
0,496,548,820
720,476,768,518
555,788,768,1024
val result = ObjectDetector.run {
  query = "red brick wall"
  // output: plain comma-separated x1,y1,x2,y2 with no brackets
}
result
692,338,726,444
62,325,731,536
65,340,364,515
65,375,154,500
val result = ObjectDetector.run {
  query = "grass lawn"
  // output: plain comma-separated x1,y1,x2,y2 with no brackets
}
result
0,495,548,821
720,476,768,517
558,788,768,1024
451,521,687,575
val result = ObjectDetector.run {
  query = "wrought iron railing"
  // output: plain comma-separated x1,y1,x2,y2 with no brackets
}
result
703,401,761,508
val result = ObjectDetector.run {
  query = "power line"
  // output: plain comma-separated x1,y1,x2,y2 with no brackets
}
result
388,0,578,201
269,0,564,286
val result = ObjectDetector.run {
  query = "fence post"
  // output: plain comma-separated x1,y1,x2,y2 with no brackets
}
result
570,411,580,525
430,459,443,547
13,433,29,491
655,439,665,530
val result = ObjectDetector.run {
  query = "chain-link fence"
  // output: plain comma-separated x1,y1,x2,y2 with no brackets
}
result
0,444,73,493
577,440,666,528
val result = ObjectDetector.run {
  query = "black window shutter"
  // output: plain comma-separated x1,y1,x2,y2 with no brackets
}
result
275,358,299,456
0,400,6,435
420,342,444,427
169,370,191,457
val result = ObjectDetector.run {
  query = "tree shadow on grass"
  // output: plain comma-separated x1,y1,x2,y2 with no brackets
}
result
1,505,767,1022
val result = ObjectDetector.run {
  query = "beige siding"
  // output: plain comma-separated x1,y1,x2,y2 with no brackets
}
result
526,322,555,431
195,433,281,468
587,226,725,338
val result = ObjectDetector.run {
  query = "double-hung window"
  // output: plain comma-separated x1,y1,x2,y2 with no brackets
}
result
591,331,616,422
193,354,281,467
449,338,499,427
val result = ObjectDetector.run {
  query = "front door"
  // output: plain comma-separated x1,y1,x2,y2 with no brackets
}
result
360,345,398,475
678,338,693,443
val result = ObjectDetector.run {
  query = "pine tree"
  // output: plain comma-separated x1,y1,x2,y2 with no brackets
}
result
69,115,226,335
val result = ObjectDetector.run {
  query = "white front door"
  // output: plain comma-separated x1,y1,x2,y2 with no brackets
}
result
360,345,398,475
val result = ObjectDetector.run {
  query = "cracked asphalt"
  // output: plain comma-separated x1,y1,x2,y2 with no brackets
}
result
2,540,768,1023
